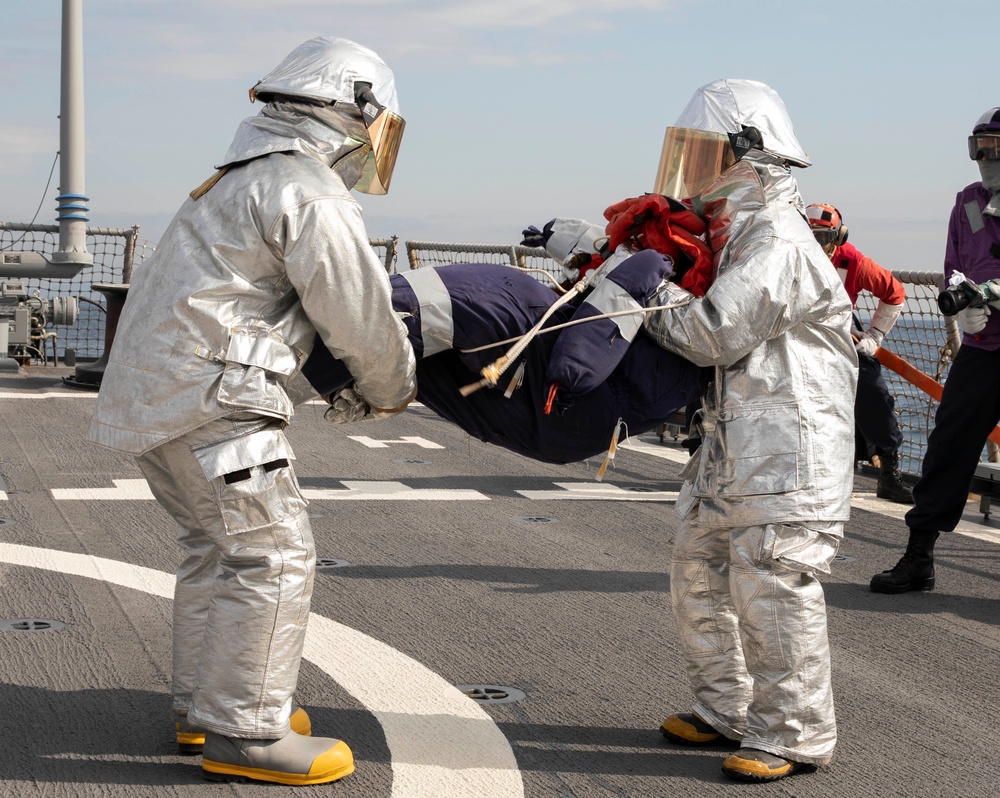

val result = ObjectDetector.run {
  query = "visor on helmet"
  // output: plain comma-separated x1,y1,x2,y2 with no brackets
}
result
810,228,841,247
352,83,405,194
653,127,737,201
969,134,1000,162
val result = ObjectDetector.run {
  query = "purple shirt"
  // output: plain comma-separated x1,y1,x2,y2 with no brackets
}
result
945,182,1000,350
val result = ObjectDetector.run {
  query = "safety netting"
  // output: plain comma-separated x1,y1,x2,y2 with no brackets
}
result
0,222,153,362
855,270,961,477
405,241,563,288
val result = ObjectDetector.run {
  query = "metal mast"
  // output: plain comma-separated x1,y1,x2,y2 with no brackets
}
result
52,0,93,268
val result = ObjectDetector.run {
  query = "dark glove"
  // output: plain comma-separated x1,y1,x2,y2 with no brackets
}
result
520,219,555,248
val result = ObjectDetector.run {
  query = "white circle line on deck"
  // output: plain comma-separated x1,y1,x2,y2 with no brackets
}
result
0,391,98,399
0,542,524,798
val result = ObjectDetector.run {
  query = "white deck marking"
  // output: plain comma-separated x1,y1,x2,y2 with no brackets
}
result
0,542,524,798
851,492,1000,545
625,437,1000,546
349,435,445,449
516,482,679,501
50,479,489,502
0,393,425,405
0,390,97,399
302,481,488,501
51,479,155,501
620,436,689,466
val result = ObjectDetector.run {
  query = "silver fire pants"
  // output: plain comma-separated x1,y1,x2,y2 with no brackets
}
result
670,514,841,765
136,414,314,739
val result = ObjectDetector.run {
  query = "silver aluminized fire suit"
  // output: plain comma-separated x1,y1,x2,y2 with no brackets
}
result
644,152,856,765
88,97,415,738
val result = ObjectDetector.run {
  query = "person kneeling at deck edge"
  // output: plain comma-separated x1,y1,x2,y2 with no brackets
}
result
642,80,856,782
87,38,416,785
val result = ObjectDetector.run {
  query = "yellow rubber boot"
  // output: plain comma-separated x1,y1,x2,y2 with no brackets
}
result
722,748,803,782
660,712,725,746
201,730,354,785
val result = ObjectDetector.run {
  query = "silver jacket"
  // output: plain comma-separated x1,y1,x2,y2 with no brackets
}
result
89,103,416,454
644,154,857,528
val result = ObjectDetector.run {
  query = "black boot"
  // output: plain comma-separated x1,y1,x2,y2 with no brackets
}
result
870,529,938,593
875,451,914,504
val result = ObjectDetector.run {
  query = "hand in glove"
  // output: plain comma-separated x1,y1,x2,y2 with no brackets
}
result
958,304,991,334
520,220,555,249
854,328,884,357
323,384,413,425
984,278,1000,308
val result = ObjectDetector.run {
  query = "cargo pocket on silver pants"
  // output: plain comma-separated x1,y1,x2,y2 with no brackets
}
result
194,426,307,536
758,522,842,576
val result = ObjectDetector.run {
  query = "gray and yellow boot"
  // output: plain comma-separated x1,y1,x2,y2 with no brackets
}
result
722,748,806,782
660,712,734,746
875,451,914,504
201,729,354,785
175,706,311,755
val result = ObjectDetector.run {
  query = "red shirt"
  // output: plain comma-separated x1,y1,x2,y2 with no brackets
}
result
831,242,905,308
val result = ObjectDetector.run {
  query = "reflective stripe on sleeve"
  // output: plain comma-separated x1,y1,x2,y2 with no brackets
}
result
585,279,645,342
399,268,455,357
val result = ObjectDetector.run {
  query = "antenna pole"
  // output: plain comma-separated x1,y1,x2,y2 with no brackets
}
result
53,0,92,266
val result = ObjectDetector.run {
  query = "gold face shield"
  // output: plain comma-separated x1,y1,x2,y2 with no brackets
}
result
354,84,406,195
354,107,405,194
653,127,737,201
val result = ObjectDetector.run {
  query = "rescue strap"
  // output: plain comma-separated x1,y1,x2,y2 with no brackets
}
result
459,299,696,355
543,383,559,414
460,279,590,396
595,419,626,481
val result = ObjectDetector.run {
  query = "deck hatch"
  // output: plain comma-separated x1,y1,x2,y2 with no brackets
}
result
1,618,65,632
456,684,526,704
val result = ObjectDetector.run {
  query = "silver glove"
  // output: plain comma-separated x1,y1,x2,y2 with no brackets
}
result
324,385,410,425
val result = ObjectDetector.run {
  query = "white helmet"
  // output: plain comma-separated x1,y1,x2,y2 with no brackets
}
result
250,37,404,194
654,79,809,201
251,37,397,111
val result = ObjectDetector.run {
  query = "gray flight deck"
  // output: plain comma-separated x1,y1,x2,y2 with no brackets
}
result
1,365,997,797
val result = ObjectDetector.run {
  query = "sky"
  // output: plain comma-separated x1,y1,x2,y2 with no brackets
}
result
2,0,998,274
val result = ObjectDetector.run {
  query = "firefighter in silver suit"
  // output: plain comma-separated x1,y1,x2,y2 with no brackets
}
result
643,79,856,782
88,37,416,786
